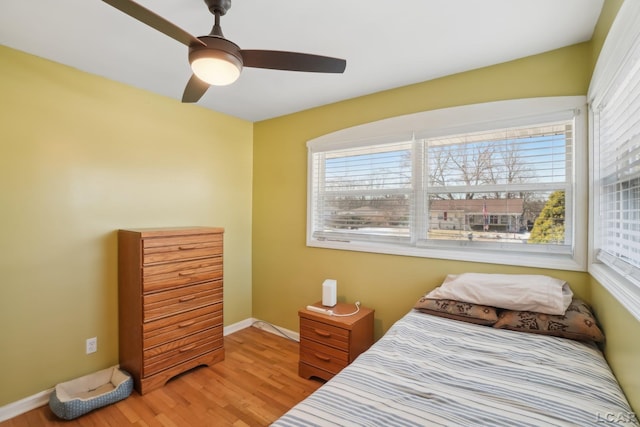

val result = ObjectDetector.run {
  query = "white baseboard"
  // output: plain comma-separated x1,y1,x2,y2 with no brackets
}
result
0,388,53,422
251,319,300,342
0,317,296,422
223,317,256,336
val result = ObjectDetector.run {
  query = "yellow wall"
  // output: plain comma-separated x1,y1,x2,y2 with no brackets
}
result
591,279,640,414
0,46,253,406
253,43,592,337
590,0,624,72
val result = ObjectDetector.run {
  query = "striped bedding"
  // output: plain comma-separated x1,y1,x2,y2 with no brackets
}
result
274,310,638,427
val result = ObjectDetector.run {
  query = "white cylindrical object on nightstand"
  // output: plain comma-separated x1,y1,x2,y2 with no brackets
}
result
322,279,337,307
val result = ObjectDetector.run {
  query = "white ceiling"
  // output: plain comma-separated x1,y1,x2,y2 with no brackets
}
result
1,0,604,122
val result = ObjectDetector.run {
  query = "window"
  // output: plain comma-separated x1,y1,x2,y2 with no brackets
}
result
313,141,413,241
589,1,640,320
307,97,587,271
423,121,573,248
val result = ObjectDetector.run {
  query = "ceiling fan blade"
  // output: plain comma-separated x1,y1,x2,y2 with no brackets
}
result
240,50,346,73
182,74,210,103
101,0,205,47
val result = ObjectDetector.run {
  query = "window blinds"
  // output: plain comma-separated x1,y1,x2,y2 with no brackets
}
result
310,116,575,246
310,141,413,239
425,120,573,193
592,2,640,287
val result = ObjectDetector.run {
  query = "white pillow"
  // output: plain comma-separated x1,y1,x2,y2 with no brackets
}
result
426,273,573,315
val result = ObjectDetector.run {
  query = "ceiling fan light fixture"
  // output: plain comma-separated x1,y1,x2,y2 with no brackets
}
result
190,48,242,86
101,0,345,103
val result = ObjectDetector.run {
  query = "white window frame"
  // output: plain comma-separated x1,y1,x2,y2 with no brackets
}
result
588,0,640,321
307,96,588,271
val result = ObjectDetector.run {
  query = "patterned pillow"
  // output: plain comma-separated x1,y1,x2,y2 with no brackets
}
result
414,297,499,325
493,298,605,342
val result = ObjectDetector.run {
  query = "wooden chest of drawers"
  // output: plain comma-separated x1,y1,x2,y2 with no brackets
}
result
118,227,224,394
298,302,374,381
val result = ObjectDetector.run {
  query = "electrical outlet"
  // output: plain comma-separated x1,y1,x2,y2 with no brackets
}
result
86,337,97,354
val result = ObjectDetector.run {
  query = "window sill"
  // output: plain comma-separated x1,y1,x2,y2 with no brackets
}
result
589,263,640,322
308,238,586,272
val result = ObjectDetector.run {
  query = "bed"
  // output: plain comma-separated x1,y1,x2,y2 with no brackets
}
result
274,278,638,426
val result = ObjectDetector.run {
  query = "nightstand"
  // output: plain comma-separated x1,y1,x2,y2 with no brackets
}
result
298,301,374,381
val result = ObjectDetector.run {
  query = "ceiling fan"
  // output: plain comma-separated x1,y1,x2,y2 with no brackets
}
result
101,0,347,103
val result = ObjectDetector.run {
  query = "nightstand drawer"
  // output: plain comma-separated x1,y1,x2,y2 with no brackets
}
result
300,318,349,351
300,339,348,374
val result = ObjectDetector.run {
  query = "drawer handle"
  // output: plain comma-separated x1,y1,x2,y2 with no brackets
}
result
178,271,197,276
178,320,196,328
314,329,332,338
178,245,198,250
179,344,196,353
314,353,331,362
179,295,196,303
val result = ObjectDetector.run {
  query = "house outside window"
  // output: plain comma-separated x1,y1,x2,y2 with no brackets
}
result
429,199,523,233
307,97,587,271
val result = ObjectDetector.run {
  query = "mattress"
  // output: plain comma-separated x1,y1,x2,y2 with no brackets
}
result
274,310,638,426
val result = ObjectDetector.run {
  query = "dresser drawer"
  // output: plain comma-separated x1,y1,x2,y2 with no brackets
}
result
143,257,223,293
300,338,348,374
300,318,350,351
143,233,223,265
143,327,223,377
143,282,223,322
143,303,223,349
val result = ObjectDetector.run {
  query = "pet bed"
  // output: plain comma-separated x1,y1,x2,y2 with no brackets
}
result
49,365,133,420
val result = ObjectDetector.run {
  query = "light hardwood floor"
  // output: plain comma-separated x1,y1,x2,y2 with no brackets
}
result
1,326,323,427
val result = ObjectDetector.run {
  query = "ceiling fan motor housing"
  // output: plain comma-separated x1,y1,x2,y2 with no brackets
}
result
204,0,232,16
189,35,244,70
